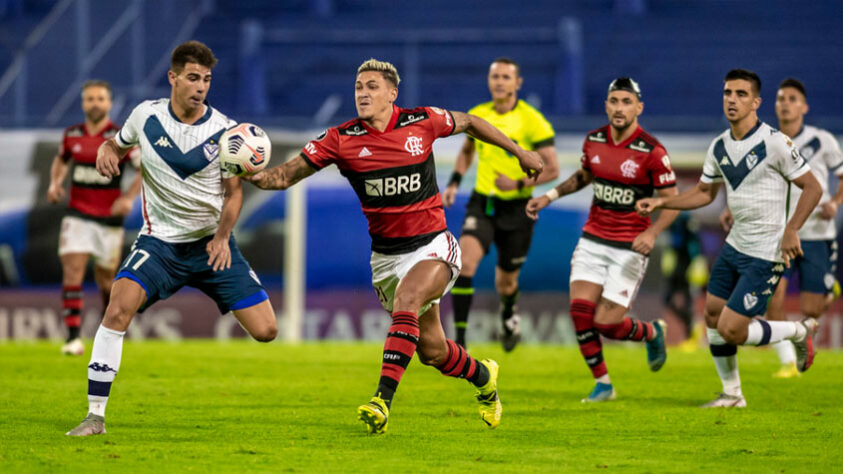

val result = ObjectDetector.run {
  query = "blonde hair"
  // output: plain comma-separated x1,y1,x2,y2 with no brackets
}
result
357,58,401,87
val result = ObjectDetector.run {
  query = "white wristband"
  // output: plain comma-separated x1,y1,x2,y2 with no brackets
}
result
544,188,560,201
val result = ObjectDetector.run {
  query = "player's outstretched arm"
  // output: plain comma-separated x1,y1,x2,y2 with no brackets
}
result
636,181,720,216
525,168,593,220
243,155,316,190
96,138,130,179
47,154,69,203
781,171,822,266
442,138,475,208
451,111,543,178
632,186,680,256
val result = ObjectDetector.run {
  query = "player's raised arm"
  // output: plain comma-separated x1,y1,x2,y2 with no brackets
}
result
442,138,475,208
636,181,721,216
95,138,130,179
243,154,317,190
450,111,543,178
525,168,593,220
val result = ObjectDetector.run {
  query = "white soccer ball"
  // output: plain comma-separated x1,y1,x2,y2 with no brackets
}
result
219,123,271,176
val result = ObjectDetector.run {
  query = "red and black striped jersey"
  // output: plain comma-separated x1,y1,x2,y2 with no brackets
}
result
580,124,675,247
59,121,134,226
301,105,456,254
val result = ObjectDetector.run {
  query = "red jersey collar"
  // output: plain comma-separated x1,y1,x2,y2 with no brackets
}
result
606,124,642,148
84,119,114,137
359,104,400,135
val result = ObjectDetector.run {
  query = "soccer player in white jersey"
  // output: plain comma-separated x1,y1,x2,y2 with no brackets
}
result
720,78,843,378
67,41,277,436
636,69,822,408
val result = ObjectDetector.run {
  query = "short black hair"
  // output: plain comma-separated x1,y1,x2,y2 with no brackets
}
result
724,69,761,96
779,78,807,98
171,40,218,73
81,79,112,99
491,57,520,76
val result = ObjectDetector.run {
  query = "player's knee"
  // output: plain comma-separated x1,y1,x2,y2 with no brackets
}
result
392,292,425,314
417,345,447,366
494,276,518,296
717,326,745,345
250,324,277,342
102,303,134,331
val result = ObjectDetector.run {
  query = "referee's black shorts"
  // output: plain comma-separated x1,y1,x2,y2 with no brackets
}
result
459,191,535,272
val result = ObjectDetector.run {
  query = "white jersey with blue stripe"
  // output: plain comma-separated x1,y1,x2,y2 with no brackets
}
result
701,121,811,262
115,99,236,243
787,124,843,241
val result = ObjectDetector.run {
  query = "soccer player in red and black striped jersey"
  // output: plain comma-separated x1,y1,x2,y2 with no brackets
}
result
526,78,678,402
246,58,543,434
47,80,141,356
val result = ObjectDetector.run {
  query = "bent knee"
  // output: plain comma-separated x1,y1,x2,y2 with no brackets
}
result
718,327,745,345
250,323,278,342
417,347,447,367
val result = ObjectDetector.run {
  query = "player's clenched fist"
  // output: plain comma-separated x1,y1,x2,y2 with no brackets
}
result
96,141,121,178
635,197,663,216
525,195,550,220
516,150,544,179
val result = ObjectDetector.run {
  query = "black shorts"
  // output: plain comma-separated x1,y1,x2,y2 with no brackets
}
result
459,191,535,272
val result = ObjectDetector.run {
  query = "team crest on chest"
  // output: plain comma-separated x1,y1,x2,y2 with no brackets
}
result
405,135,424,156
746,151,758,169
72,143,82,154
202,140,219,162
620,158,639,178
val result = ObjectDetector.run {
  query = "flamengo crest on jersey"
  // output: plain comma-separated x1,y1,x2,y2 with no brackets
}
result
787,124,843,240
580,124,675,247
701,121,811,262
115,99,236,243
299,105,456,254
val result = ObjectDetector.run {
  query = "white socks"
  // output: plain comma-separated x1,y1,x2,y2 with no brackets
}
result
773,340,797,365
87,324,126,417
707,327,742,397
744,319,802,346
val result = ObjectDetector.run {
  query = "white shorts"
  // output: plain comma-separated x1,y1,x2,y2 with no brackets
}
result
370,231,462,314
58,215,124,269
569,237,648,308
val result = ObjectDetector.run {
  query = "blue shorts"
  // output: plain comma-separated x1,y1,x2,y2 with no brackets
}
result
707,243,784,317
115,234,268,314
782,240,837,294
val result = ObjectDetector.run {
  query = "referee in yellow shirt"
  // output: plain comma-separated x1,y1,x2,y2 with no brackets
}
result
442,58,559,351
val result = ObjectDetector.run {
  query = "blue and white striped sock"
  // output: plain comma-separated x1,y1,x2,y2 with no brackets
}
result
87,325,125,417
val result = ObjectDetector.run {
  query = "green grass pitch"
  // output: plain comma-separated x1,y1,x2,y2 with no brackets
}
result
1,341,840,472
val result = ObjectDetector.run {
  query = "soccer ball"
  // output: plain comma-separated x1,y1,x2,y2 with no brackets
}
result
219,123,271,176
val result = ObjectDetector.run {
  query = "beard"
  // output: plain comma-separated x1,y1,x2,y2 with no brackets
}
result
611,116,633,133
85,108,106,124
